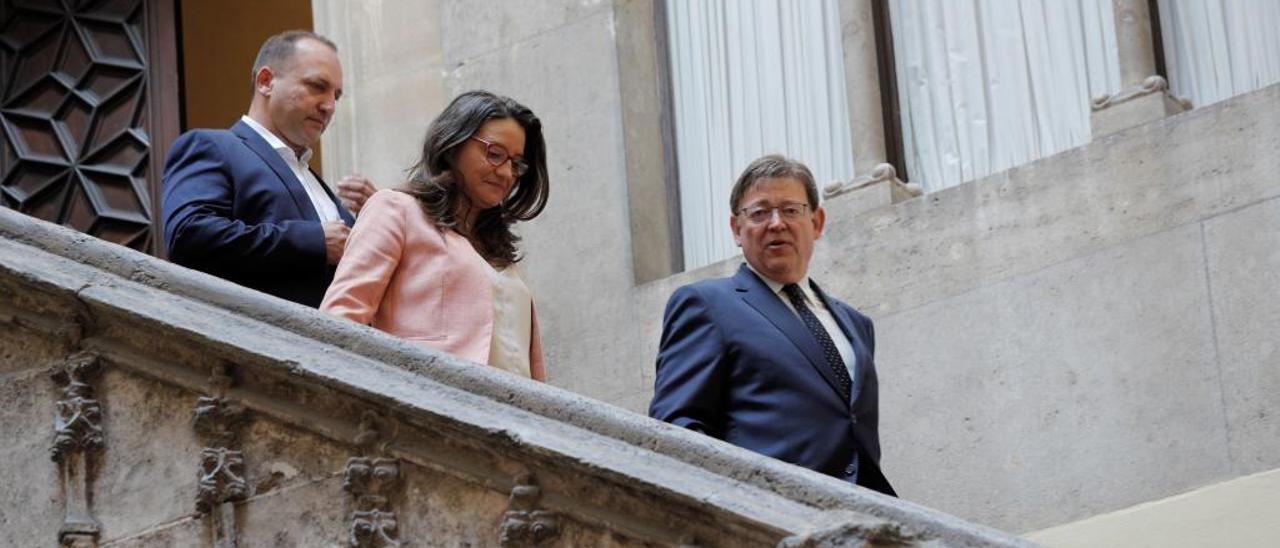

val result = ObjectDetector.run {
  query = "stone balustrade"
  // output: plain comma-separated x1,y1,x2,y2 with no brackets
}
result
0,206,1029,547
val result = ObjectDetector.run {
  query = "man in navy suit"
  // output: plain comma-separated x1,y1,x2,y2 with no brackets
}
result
650,155,895,496
162,31,375,307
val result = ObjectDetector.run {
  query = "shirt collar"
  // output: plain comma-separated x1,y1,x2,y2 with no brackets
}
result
745,262,813,303
240,115,312,165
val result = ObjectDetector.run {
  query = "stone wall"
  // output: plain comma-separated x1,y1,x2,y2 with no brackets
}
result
435,2,1280,532
0,207,1027,546
310,0,1279,535
315,0,447,190
540,80,1280,533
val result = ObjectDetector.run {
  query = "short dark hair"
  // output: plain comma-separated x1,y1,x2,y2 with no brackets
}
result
403,90,550,268
729,154,820,214
250,30,337,83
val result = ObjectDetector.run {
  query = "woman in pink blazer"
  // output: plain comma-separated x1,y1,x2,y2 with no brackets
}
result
321,91,550,381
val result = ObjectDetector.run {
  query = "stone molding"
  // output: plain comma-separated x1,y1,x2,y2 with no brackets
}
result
0,206,1032,547
499,473,560,547
193,365,251,516
778,514,925,547
1089,75,1194,138
824,163,924,201
1091,75,1192,111
51,351,105,462
344,411,403,548
50,350,104,547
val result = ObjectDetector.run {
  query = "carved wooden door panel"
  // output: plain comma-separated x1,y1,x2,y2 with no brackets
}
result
0,0,179,256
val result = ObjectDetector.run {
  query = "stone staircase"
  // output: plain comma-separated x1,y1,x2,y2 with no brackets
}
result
0,206,1030,547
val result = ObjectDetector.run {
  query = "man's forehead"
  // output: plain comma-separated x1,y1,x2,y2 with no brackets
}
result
740,177,808,202
280,39,341,73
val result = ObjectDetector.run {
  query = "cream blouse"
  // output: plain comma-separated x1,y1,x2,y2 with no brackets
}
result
481,262,533,378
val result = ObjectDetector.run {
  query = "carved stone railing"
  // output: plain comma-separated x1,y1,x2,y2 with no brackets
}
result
0,206,1032,547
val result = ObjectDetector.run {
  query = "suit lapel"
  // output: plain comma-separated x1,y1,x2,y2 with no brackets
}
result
812,281,866,402
231,120,318,221
733,265,848,405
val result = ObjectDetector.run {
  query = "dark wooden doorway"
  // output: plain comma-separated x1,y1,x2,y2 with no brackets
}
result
0,0,180,256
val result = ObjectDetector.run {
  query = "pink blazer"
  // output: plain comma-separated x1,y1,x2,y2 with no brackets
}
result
321,190,546,381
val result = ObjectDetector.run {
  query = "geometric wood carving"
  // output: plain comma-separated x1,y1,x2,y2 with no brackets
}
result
1,0,175,254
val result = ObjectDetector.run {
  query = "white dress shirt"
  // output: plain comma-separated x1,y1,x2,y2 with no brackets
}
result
747,264,857,382
240,115,341,222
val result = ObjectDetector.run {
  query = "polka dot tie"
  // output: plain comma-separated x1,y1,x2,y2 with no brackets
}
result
782,283,852,401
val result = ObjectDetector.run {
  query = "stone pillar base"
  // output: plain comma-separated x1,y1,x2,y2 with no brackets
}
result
823,163,923,215
1091,76,1192,138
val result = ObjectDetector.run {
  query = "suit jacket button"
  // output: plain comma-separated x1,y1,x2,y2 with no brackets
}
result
850,414,858,424
844,464,856,475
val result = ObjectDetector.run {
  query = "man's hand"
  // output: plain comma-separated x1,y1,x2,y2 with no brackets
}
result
337,173,376,215
323,221,351,265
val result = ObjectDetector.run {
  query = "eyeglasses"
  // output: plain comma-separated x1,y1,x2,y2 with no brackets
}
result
737,202,811,225
469,136,529,177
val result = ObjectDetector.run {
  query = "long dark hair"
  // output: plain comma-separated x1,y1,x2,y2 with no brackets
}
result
403,90,550,268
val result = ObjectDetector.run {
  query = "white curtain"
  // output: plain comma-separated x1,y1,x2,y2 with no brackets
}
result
1158,0,1280,109
890,0,1121,192
667,0,855,270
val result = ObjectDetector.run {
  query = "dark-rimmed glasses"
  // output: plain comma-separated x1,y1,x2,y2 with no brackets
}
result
469,136,529,177
737,202,811,225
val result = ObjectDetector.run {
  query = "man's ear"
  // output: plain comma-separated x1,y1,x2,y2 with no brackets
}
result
730,213,743,247
253,66,275,96
812,206,826,240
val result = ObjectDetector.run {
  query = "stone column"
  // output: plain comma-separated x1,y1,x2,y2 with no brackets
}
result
616,0,682,282
1114,0,1158,87
1090,0,1191,138
51,351,105,548
312,0,446,189
828,0,920,212
840,0,887,171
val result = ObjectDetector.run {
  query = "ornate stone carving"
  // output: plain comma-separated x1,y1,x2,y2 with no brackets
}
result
776,516,924,547
823,163,923,200
193,365,250,516
676,533,702,548
344,411,402,547
51,351,104,462
1091,75,1192,111
59,532,99,548
50,350,104,547
499,473,560,547
196,446,248,515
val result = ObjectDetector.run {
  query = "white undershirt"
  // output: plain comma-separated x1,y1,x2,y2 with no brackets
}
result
747,265,857,382
481,262,533,378
240,115,341,222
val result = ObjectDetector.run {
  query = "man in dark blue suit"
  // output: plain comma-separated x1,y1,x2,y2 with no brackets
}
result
162,31,375,307
650,155,895,496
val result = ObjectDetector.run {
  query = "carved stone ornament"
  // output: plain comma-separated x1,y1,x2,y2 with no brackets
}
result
193,366,250,515
194,394,248,448
349,508,400,548
344,411,402,548
1091,75,1193,111
51,350,104,547
823,163,923,200
499,473,560,547
675,533,701,548
60,532,99,548
50,351,104,462
776,515,923,547
195,447,249,515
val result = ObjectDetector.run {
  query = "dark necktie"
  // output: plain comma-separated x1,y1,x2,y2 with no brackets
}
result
783,283,861,482
782,283,852,401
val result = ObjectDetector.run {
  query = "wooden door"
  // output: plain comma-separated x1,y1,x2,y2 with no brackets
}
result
0,0,180,256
